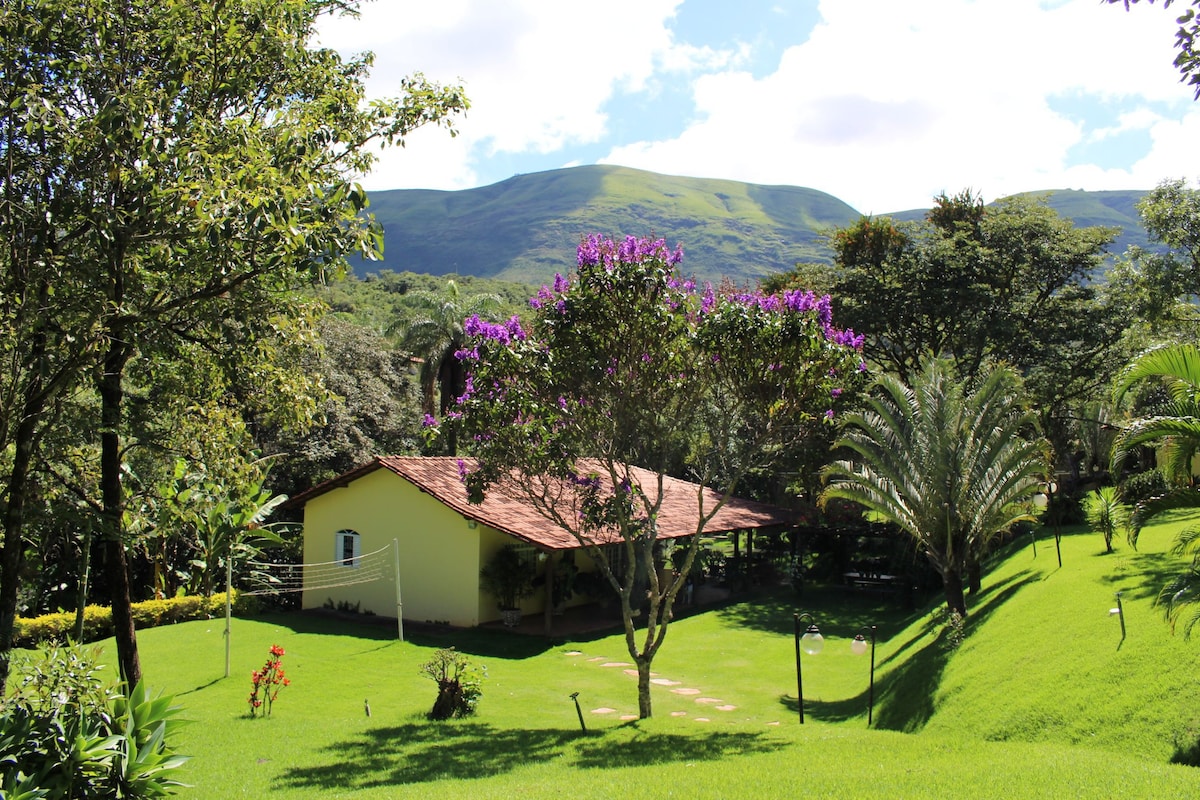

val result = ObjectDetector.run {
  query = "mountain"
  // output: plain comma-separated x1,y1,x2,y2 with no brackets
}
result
359,165,1150,285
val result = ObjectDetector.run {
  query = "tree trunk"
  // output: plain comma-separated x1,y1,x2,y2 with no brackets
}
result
636,657,653,719
0,410,39,696
942,565,968,618
967,559,982,594
100,336,140,688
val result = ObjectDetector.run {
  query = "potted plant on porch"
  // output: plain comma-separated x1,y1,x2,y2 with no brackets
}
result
480,545,536,626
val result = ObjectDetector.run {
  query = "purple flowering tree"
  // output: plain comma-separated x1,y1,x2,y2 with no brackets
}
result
435,234,866,719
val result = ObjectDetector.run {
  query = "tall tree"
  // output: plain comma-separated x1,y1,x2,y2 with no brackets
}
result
822,358,1050,618
828,191,1126,500
261,316,423,495
1108,178,1200,328
830,191,1120,388
441,234,866,718
393,280,503,454
0,0,466,689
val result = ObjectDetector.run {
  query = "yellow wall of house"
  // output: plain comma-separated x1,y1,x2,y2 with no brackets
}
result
301,468,487,627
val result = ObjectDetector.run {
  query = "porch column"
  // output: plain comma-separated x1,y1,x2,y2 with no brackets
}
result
543,550,559,636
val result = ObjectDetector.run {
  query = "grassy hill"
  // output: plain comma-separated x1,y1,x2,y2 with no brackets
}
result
360,165,1151,285
62,510,1200,798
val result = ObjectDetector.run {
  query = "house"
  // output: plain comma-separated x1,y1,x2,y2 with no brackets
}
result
290,456,792,630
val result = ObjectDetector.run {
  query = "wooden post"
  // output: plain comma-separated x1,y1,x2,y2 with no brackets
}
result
543,550,558,636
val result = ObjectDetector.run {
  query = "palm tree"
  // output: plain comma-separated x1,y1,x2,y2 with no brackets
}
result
1111,343,1200,634
393,280,502,453
822,358,1049,617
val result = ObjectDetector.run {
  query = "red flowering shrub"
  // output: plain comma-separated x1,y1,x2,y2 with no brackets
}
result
247,644,290,717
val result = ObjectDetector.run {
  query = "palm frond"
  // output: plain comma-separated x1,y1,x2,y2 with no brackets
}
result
1113,343,1200,405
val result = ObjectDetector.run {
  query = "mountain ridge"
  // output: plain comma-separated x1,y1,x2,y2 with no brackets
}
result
359,165,1150,284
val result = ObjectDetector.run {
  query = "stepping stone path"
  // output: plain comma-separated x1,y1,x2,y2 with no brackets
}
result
565,650,741,719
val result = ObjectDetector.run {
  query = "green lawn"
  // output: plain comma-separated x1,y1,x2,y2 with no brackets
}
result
69,514,1200,798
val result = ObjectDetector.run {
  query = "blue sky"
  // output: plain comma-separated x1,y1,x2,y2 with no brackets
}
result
317,0,1198,213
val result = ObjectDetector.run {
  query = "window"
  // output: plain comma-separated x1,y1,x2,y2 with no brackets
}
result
335,529,361,568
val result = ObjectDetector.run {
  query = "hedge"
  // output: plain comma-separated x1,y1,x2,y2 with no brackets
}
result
13,591,256,649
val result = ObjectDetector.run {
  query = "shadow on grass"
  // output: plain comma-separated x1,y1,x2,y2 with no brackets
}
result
245,611,556,659
276,719,776,790
1098,551,1183,603
715,584,926,642
1171,730,1200,767
865,571,1039,733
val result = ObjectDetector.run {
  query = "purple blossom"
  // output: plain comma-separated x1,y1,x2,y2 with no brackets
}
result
576,234,684,270
456,459,469,481
701,284,716,315
558,396,568,411
831,388,843,398
783,289,818,313
553,272,570,293
817,295,833,327
858,361,868,373
824,409,835,420
464,313,527,345
422,413,437,427
571,472,601,490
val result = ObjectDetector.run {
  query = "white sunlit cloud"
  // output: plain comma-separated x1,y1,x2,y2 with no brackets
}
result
321,0,1197,210
605,0,1195,211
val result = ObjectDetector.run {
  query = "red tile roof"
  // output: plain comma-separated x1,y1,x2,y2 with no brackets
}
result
289,456,792,551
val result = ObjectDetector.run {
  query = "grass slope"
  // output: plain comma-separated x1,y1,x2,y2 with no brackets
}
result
65,512,1200,798
360,165,1150,285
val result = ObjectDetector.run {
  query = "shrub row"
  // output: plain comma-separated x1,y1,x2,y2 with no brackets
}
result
13,591,255,648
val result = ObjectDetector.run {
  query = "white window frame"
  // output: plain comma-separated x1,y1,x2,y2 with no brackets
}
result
335,529,361,569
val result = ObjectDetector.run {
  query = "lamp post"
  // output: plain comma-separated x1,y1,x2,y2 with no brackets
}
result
793,612,823,724
1047,480,1062,568
1110,591,1126,643
851,625,877,726
568,692,587,732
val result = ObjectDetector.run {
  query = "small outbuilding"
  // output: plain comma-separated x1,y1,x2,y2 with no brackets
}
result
290,456,791,630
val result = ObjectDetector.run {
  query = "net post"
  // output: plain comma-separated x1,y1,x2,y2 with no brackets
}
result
224,557,232,678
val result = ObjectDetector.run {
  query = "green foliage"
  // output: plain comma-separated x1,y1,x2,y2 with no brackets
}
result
478,546,537,611
1,643,187,799
1111,342,1200,635
0,0,468,689
259,315,424,494
13,592,249,649
420,648,484,720
1110,178,1200,328
156,459,289,598
823,358,1051,617
830,192,1122,389
1083,486,1130,553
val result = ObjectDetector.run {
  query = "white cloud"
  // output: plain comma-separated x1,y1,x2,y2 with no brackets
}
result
318,0,719,189
320,0,1197,210
602,0,1195,211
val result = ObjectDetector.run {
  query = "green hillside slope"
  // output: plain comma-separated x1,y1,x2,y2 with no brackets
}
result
361,165,1151,284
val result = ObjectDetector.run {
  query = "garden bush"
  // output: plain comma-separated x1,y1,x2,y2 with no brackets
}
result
0,642,188,799
421,647,484,720
13,590,255,648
